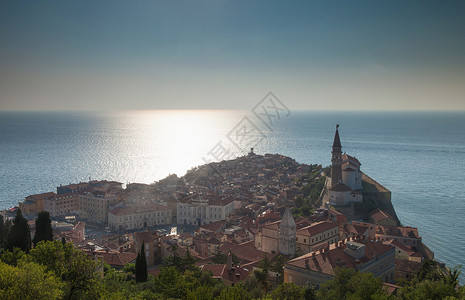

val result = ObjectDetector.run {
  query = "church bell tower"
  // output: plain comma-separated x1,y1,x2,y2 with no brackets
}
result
279,207,296,256
331,124,343,187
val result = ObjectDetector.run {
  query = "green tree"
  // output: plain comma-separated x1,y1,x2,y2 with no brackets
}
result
147,266,188,298
186,285,213,300
123,262,136,275
441,265,461,288
136,241,147,283
211,245,225,264
27,240,101,300
317,268,387,300
182,245,197,273
271,255,288,284
217,284,248,300
0,247,26,266
415,259,442,283
254,255,271,293
0,260,64,300
303,282,317,300
33,211,54,246
271,282,305,300
398,279,458,300
7,209,31,252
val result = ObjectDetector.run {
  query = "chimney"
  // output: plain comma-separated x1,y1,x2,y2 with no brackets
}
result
227,249,232,271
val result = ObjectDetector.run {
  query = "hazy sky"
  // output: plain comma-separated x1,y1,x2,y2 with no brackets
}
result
1,0,464,111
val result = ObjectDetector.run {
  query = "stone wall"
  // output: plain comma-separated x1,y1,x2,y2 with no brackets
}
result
361,173,400,226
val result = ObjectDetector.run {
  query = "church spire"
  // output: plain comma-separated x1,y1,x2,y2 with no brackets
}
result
331,124,343,187
333,124,341,148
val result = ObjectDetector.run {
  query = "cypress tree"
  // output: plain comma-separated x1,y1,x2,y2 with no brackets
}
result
7,209,31,252
136,241,148,282
33,211,54,246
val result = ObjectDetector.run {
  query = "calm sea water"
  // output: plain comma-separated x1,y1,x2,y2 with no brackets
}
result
1,110,464,277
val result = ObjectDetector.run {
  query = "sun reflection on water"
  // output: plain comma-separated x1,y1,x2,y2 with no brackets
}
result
106,110,245,183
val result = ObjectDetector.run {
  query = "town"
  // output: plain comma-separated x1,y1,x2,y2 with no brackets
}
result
0,126,435,293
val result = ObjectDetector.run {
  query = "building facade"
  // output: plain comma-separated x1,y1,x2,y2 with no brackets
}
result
108,203,172,231
296,221,340,254
19,192,56,216
78,190,120,223
43,193,79,217
177,194,235,226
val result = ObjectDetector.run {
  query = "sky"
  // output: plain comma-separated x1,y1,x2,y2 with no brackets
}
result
1,0,465,111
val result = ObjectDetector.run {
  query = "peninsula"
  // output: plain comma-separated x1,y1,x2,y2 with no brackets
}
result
0,126,440,295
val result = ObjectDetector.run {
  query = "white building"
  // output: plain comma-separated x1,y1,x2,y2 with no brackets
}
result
177,194,235,226
108,203,172,231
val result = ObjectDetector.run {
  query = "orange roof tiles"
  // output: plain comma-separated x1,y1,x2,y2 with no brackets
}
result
286,240,394,276
297,221,338,237
369,209,391,222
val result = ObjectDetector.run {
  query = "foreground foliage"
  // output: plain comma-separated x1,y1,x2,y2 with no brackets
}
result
0,239,464,300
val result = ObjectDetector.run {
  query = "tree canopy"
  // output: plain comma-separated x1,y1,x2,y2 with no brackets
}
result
7,209,31,252
33,211,54,246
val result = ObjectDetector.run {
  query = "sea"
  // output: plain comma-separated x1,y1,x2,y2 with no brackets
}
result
1,110,464,279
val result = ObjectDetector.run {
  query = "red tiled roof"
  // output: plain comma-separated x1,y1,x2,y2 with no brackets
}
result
383,239,415,255
297,221,338,237
262,220,280,231
219,242,275,264
342,153,361,166
286,240,394,276
95,252,137,267
200,264,251,283
26,192,56,200
375,225,421,239
369,209,391,222
199,220,226,233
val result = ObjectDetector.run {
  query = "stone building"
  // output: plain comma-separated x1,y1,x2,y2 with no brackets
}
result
177,194,235,226
296,221,339,254
284,238,396,286
43,193,79,217
108,203,172,231
255,207,296,256
78,190,120,223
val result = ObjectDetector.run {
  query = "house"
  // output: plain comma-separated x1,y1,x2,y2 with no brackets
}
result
284,238,396,286
19,192,56,216
369,209,397,227
296,221,339,254
200,251,251,286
